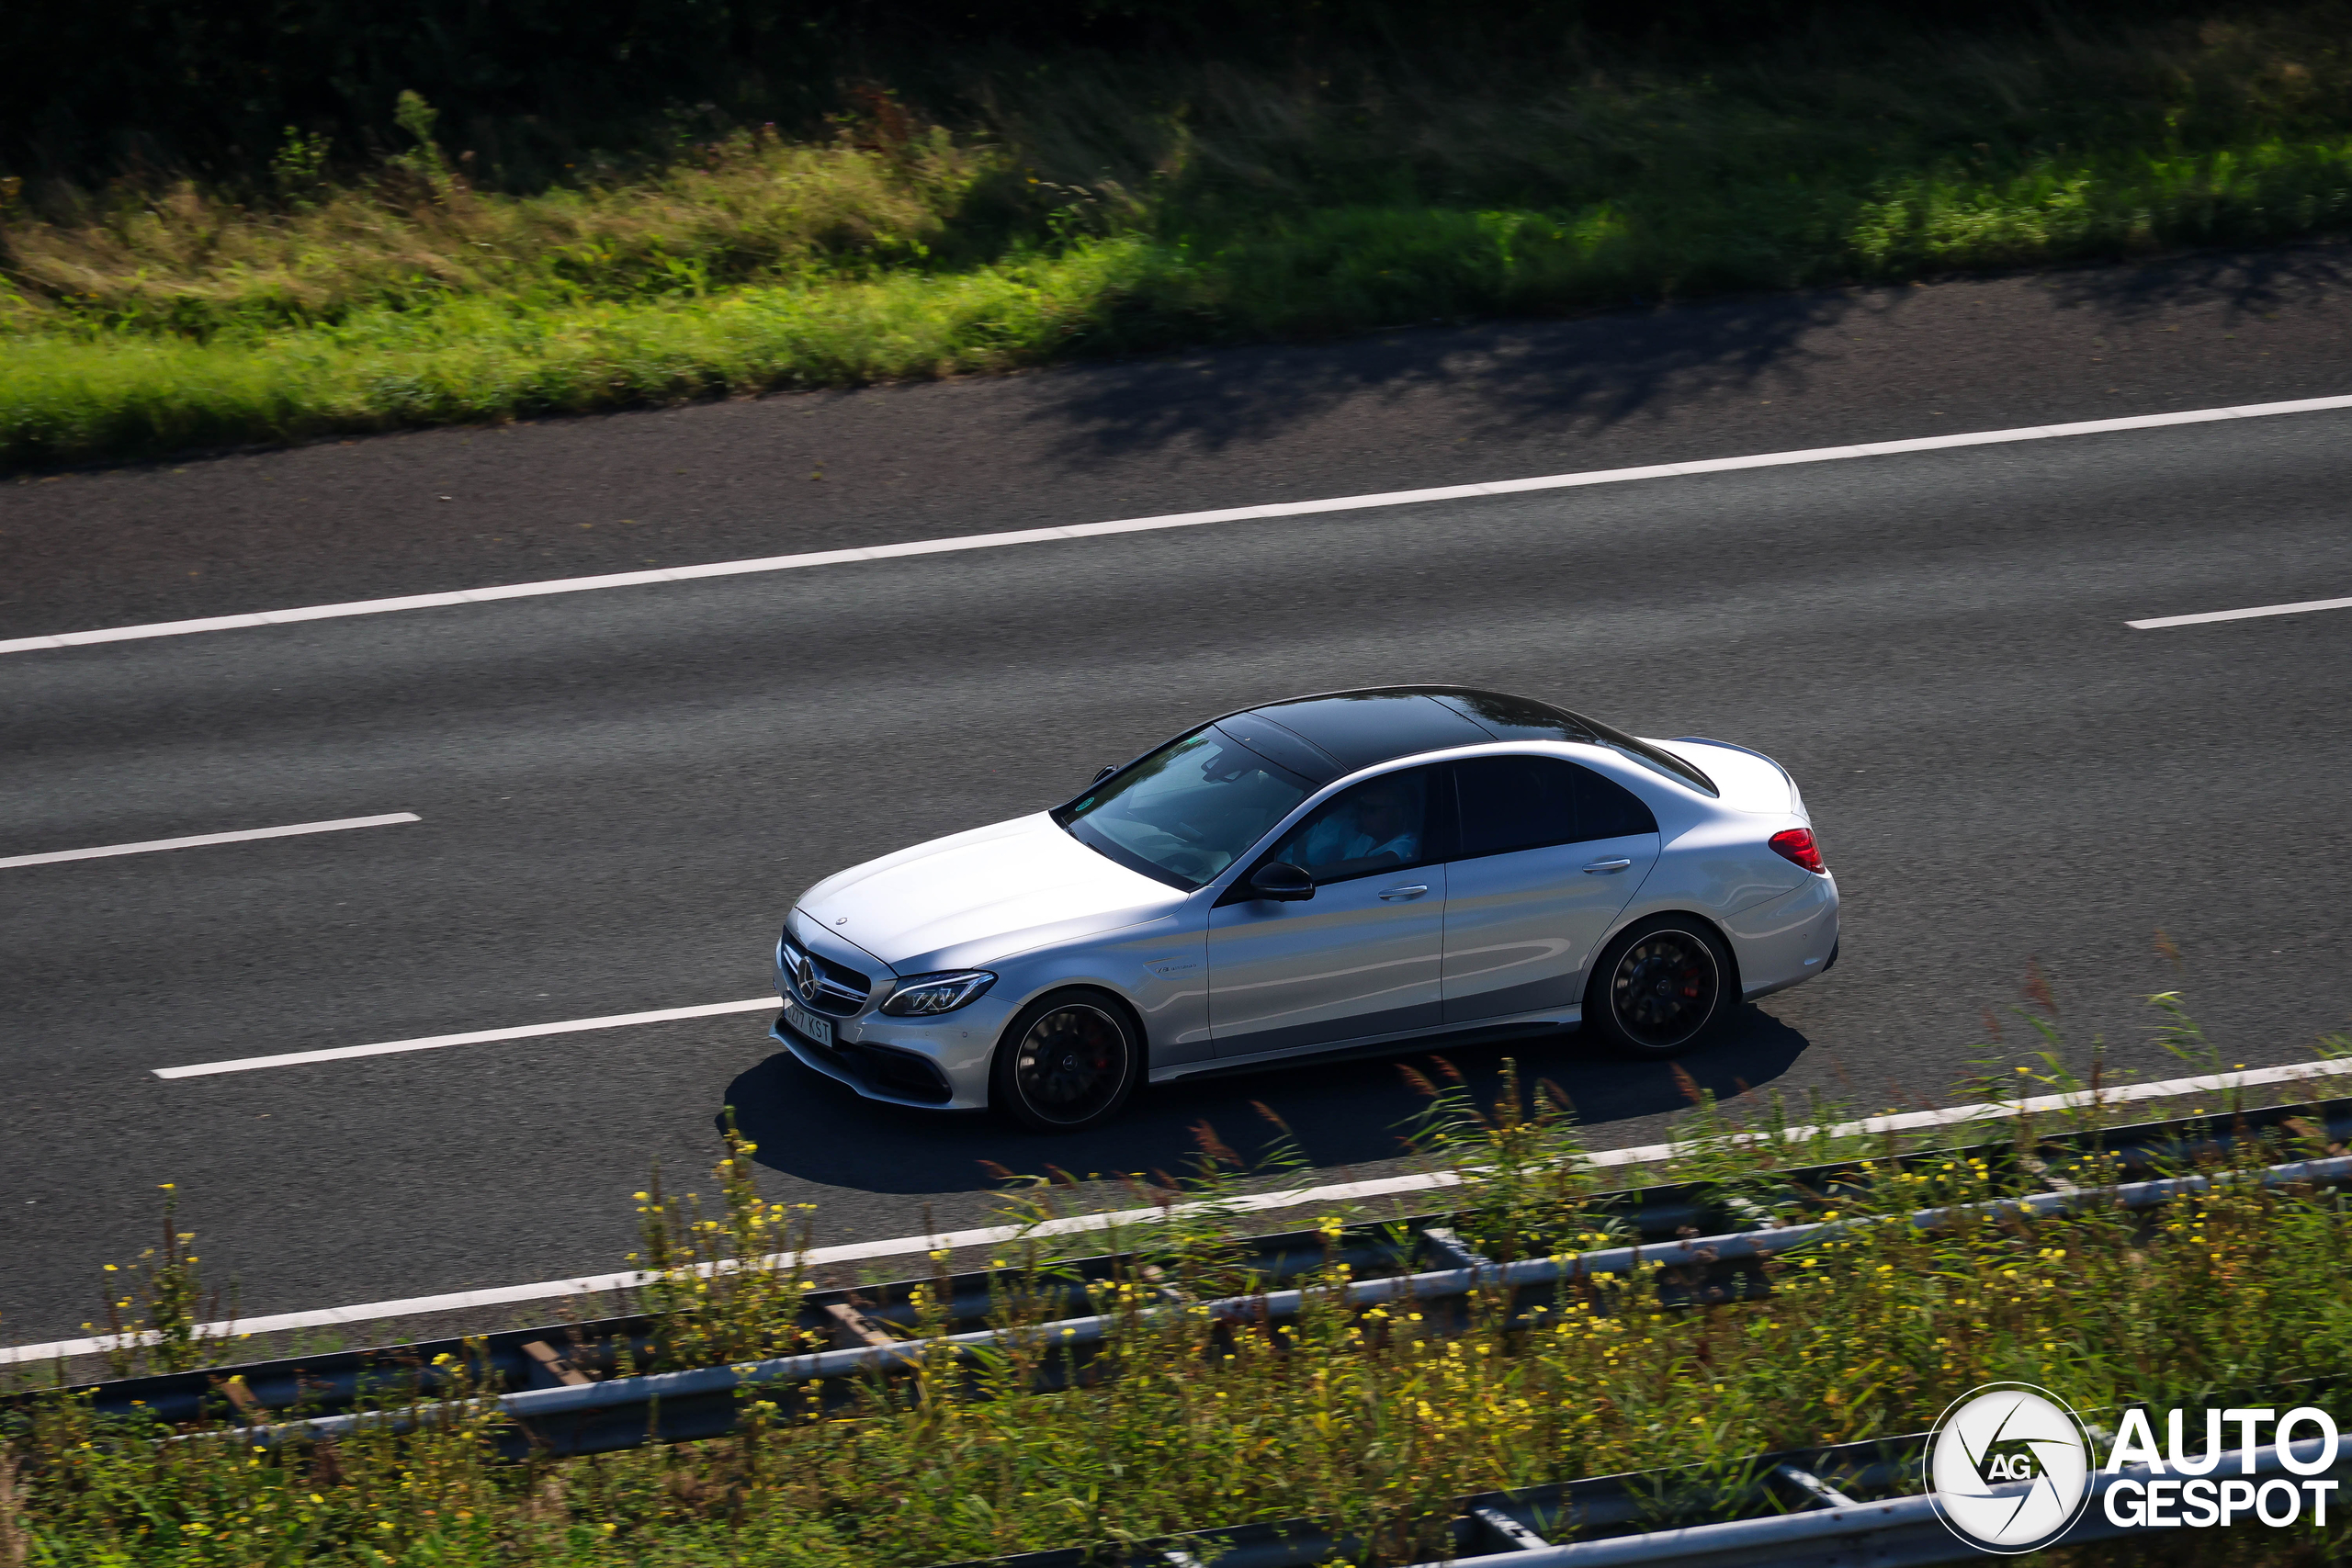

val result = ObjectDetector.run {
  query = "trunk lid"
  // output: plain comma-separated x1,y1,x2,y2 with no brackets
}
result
1646,737,1798,816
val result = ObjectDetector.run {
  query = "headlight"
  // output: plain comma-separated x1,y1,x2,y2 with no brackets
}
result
880,970,997,1016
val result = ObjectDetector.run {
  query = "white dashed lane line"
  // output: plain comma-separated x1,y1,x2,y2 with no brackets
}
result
2128,594,2352,629
152,996,779,1079
0,812,422,871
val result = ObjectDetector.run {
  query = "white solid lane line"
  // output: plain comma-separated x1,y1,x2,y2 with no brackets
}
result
17,1050,2346,1366
6,393,2350,659
153,996,779,1079
0,812,422,871
2128,593,2352,629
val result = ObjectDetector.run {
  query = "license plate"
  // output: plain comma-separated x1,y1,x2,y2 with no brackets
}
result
782,998,833,1048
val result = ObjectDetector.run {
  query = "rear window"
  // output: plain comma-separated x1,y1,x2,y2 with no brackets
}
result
1434,690,1716,796
1577,716,1718,797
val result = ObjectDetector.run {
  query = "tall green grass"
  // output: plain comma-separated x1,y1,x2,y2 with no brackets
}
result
6,8,2352,466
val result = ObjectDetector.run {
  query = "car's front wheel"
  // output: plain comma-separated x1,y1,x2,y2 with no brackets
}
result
1586,917,1733,1058
990,989,1142,1133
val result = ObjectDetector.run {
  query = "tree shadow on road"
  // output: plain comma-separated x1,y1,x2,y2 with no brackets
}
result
2037,240,2352,325
724,1004,1815,1196
1022,292,1858,465
1020,238,2352,468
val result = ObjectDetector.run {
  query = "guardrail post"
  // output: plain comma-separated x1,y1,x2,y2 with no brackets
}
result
1767,1464,1855,1510
1469,1505,1551,1551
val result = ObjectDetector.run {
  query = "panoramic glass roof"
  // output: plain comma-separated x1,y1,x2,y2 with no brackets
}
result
1241,689,1496,772
1182,686,1716,797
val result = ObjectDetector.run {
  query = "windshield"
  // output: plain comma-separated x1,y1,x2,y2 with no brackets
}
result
1057,728,1313,889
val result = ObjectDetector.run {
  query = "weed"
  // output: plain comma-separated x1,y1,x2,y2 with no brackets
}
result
83,1185,230,1378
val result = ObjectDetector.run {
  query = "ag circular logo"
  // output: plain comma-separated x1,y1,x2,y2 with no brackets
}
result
1926,1382,2094,1552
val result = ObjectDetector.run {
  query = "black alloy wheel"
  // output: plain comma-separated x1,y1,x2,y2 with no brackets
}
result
1588,919,1729,1057
992,990,1141,1133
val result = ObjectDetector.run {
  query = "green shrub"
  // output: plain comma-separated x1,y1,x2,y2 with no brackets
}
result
8,6,2352,468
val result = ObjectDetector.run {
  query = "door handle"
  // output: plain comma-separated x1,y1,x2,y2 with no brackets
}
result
1377,884,1430,901
1582,857,1634,874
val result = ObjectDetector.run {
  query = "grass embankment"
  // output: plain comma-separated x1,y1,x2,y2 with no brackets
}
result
6,6,2352,468
8,1036,2352,1567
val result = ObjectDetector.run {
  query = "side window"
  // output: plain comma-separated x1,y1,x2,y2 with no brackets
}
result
1265,767,1437,884
1453,755,1660,858
1572,763,1658,840
1453,756,1576,858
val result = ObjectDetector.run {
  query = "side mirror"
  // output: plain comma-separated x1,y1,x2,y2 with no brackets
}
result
1091,764,1118,785
1248,861,1316,902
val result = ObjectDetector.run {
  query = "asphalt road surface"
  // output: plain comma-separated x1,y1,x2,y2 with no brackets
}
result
4,247,2350,1348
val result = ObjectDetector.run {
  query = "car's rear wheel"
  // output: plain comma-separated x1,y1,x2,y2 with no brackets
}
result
1586,917,1732,1057
990,989,1141,1133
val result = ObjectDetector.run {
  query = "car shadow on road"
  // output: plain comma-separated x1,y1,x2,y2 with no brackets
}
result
725,1005,1814,1196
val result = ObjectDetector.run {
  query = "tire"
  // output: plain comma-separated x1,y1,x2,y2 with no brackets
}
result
1585,916,1734,1058
989,988,1143,1133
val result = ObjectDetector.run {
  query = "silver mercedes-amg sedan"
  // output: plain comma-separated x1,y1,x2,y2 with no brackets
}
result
773,687,1838,1132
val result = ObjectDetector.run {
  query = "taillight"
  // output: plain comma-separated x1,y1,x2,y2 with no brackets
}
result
1770,828,1826,874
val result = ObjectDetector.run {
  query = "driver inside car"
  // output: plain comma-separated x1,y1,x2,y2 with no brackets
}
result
1294,778,1420,874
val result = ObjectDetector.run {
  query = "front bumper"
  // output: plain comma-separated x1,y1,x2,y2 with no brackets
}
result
772,944,1009,1111
771,1012,964,1106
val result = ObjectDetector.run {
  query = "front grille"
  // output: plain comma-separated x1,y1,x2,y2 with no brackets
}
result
782,936,873,1017
806,953,871,1015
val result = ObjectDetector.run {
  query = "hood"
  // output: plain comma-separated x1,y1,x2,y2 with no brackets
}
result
1646,737,1797,816
795,811,1187,972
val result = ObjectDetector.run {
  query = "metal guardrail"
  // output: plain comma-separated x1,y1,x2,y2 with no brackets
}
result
926,1430,1930,1568
23,1094,2350,1442
198,1149,2352,1459
1409,1431,2352,1568
924,1424,2352,1568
